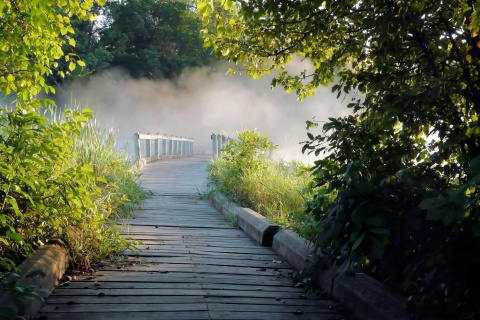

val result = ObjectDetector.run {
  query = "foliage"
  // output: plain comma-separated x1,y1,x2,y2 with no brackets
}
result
55,0,213,81
64,105,147,218
199,0,480,318
207,130,319,234
0,270,50,320
47,3,114,86
221,130,277,173
0,0,105,101
0,105,142,271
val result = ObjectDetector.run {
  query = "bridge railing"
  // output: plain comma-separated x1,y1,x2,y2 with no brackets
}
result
211,133,235,157
134,132,194,164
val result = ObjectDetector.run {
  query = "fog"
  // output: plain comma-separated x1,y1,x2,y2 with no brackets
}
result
56,61,352,162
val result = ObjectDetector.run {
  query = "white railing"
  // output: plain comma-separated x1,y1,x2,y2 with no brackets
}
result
211,133,235,157
134,132,194,163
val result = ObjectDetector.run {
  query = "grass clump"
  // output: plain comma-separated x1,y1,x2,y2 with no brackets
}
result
0,103,146,272
207,130,316,237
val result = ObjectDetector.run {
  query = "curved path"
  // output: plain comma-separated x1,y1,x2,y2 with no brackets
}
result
35,155,347,320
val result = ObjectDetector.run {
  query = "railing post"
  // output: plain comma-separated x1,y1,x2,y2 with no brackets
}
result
134,132,141,161
172,135,176,157
155,134,160,160
146,134,151,160
162,136,167,157
217,134,221,156
211,134,217,156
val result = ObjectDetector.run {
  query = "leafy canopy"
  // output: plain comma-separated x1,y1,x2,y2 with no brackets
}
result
0,0,105,103
198,0,480,318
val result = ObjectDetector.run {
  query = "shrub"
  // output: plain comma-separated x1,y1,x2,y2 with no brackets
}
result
0,104,145,272
207,130,321,237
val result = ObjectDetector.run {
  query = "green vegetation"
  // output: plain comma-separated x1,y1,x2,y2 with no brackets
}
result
199,0,480,318
207,130,319,236
0,0,104,103
50,0,213,85
0,0,145,274
0,105,146,271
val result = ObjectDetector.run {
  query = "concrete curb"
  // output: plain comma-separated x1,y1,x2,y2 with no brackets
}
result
333,273,407,320
211,192,408,320
0,244,68,319
212,193,279,246
237,208,279,246
272,229,315,270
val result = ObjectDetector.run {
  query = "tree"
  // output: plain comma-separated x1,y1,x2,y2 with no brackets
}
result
0,0,105,103
198,0,480,318
47,3,114,86
100,0,213,79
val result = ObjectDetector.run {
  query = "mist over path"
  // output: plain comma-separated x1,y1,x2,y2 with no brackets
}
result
56,63,352,161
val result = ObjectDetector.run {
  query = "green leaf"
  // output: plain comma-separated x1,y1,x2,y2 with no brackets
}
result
6,231,23,241
351,231,366,251
369,228,389,235
370,237,384,259
365,217,382,227
472,225,480,237
0,306,17,319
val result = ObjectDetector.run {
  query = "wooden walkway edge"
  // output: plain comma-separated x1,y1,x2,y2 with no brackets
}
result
35,155,347,320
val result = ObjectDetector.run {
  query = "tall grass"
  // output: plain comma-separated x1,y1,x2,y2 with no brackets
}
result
70,118,146,218
44,105,147,266
207,132,316,238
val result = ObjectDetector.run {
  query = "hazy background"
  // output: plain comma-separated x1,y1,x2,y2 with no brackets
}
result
56,61,353,162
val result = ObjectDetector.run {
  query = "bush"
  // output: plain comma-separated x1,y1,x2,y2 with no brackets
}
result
207,130,320,236
0,104,145,272
303,117,480,319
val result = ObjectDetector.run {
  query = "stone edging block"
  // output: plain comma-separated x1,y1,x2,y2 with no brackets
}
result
212,193,279,246
237,208,279,246
0,244,68,319
272,229,315,270
333,273,407,320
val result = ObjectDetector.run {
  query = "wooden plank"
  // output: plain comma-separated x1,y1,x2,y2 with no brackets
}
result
117,256,293,269
98,264,293,276
49,288,316,300
55,281,305,293
43,296,334,307
40,303,209,313
35,311,339,320
43,296,205,304
207,311,347,320
72,272,294,286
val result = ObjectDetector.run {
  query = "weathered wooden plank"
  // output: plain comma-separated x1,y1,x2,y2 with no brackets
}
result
49,289,316,300
54,281,306,293
35,311,341,320
43,296,205,305
124,251,285,261
116,256,293,269
43,296,334,307
72,271,294,286
98,264,293,276
130,244,277,254
207,311,347,320
40,303,209,313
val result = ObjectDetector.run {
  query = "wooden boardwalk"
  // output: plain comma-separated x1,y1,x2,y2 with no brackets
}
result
35,155,346,320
